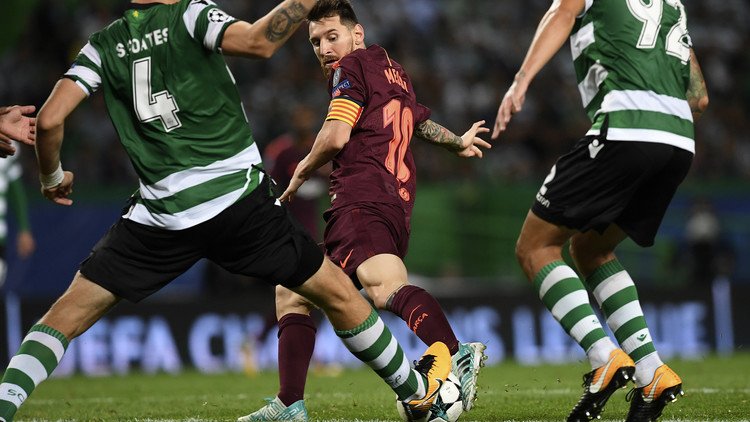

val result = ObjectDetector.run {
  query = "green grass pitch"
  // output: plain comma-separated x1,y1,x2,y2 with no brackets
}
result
11,353,750,421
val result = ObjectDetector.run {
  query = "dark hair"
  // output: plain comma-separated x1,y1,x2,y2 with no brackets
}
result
308,0,359,27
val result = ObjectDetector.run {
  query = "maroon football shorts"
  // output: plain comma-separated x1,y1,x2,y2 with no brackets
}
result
323,202,410,285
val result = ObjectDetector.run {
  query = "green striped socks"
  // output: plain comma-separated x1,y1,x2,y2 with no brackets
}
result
585,259,662,386
533,261,612,363
0,324,69,420
335,309,425,401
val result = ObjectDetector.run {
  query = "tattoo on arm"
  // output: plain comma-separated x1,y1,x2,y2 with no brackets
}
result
687,50,708,118
415,120,463,151
687,60,707,109
265,2,308,43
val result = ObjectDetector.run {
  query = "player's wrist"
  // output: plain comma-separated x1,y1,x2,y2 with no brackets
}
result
39,162,65,189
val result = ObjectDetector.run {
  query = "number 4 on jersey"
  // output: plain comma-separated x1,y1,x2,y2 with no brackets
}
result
132,57,182,132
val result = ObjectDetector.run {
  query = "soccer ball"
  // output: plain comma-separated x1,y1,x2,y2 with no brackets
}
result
396,372,464,422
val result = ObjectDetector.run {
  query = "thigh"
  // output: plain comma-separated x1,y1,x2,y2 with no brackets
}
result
208,179,324,289
80,218,203,303
616,146,693,246
323,203,408,281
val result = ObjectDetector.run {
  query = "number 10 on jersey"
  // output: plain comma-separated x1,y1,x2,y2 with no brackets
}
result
383,99,413,184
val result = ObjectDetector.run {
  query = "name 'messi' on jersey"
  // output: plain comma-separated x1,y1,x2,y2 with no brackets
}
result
116,28,170,57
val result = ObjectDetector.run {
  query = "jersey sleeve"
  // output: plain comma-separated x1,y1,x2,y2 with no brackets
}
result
63,41,103,96
182,0,237,53
325,56,367,127
413,101,431,125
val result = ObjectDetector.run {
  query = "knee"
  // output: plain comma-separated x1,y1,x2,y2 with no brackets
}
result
368,286,393,310
515,236,532,269
569,236,615,276
304,260,359,313
361,278,403,310
275,285,313,319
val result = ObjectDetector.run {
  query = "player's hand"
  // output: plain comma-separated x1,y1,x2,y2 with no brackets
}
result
0,141,15,158
492,81,527,139
41,171,75,206
457,120,491,158
16,231,35,259
0,105,36,146
279,171,308,203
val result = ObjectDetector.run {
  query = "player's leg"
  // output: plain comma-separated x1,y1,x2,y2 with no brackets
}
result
571,225,662,383
242,287,316,421
571,227,682,422
0,272,119,421
517,211,619,367
516,211,631,422
229,188,450,420
357,253,486,411
275,287,316,407
280,258,450,420
572,145,692,422
329,203,487,410
359,254,459,353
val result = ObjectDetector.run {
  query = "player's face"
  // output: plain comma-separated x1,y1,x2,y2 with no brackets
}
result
309,16,364,78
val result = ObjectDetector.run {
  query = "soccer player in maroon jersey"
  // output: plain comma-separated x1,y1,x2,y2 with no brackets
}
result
243,1,492,420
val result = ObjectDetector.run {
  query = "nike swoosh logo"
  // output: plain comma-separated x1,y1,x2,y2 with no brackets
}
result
408,378,444,412
644,373,664,402
340,249,354,269
589,358,615,393
422,379,443,406
588,140,604,159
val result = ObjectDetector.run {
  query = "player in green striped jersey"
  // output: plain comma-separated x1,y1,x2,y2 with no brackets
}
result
0,145,35,290
492,0,708,421
0,1,451,420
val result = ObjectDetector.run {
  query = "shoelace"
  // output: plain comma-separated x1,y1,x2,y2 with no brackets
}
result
255,398,282,417
569,370,599,417
414,354,437,376
581,371,595,389
625,388,661,420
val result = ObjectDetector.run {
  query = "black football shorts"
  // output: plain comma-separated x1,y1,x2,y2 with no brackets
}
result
531,135,693,247
80,178,323,302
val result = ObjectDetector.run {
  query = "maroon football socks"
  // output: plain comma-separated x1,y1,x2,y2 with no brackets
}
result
277,313,316,406
388,285,459,355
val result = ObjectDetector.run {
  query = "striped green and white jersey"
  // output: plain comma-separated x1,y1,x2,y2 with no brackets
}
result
64,0,264,230
0,147,23,245
570,0,694,153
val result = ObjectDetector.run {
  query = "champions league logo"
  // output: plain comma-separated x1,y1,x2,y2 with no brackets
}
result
207,9,231,23
332,67,342,87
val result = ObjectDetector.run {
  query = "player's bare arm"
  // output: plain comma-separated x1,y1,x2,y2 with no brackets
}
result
492,0,584,139
36,78,87,206
280,119,352,202
687,49,709,121
415,119,491,158
221,0,316,58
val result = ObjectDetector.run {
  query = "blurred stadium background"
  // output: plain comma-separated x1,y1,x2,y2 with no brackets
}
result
1,0,748,377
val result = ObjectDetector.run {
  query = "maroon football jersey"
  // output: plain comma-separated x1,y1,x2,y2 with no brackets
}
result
325,45,431,216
